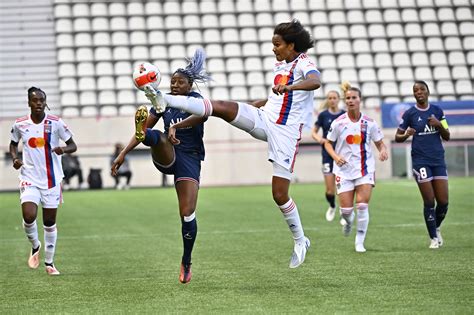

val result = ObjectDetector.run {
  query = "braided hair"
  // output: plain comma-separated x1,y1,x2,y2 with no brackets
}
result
173,48,212,85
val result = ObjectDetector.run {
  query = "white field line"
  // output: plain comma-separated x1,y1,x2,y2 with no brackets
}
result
0,222,471,243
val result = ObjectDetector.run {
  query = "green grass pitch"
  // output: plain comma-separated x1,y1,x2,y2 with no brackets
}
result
0,177,473,313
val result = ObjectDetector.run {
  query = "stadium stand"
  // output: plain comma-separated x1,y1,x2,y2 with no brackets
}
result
0,0,472,117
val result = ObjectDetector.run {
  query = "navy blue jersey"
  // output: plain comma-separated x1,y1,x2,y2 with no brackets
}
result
150,91,206,160
315,109,345,159
398,104,446,165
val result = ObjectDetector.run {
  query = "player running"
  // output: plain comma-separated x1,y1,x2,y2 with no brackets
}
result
145,20,320,268
9,87,77,275
395,81,450,249
324,82,388,253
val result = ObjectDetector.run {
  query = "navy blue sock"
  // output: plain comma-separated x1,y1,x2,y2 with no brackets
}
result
181,217,197,265
325,193,336,208
142,129,162,147
435,203,449,228
423,205,437,239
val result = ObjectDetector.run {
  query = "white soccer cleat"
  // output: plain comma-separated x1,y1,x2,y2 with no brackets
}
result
45,264,60,276
325,206,336,222
28,242,41,269
436,228,443,246
289,236,310,269
144,85,167,113
339,217,346,226
355,243,366,253
342,212,354,237
429,238,439,249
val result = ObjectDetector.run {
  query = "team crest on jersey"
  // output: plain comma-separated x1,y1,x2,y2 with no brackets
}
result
44,120,52,133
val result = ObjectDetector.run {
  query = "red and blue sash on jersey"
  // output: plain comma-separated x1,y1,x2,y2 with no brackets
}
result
360,120,368,176
276,60,298,125
43,120,55,188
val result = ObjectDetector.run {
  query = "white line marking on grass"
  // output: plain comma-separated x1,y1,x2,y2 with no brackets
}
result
1,222,471,243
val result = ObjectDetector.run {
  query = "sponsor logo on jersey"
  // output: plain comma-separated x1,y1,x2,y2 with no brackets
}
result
345,134,363,145
28,137,46,148
419,124,438,135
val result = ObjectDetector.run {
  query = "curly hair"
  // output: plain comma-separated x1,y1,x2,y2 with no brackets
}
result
273,19,314,53
28,86,46,100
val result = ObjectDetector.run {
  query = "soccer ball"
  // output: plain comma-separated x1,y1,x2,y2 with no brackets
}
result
132,62,161,91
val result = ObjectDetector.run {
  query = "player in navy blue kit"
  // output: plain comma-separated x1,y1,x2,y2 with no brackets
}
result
312,91,345,222
111,48,211,283
395,81,450,249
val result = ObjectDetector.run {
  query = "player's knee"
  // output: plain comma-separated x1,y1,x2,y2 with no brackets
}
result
43,219,56,227
423,201,435,209
23,215,36,224
272,191,288,205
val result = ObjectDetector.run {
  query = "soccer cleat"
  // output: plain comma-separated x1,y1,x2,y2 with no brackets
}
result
144,85,167,113
355,243,366,253
289,236,310,268
134,105,148,142
325,206,336,222
436,228,443,246
28,242,41,269
179,263,192,284
45,263,60,276
429,238,439,249
339,217,346,226
342,212,354,237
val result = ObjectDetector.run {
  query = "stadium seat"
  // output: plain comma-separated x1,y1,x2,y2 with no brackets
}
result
332,25,349,39
423,23,441,36
80,91,97,106
386,23,405,37
335,40,352,53
393,53,411,67
62,107,80,117
359,68,377,82
383,9,401,23
441,22,459,36
263,57,276,70
377,67,395,81
242,43,260,57
54,5,71,18
455,7,473,21
396,67,414,81
351,25,368,39
316,40,334,54
131,46,149,60
368,24,386,38
114,61,132,75
109,2,126,16
230,87,249,100
322,69,340,83
274,12,292,24
361,82,380,97
110,17,127,31
200,1,217,13
205,44,223,58
245,57,263,71
127,2,144,16
74,18,91,32
327,0,344,9
165,16,183,30
130,31,147,45
78,77,96,91
427,37,445,51
146,16,164,30
183,15,200,28
255,13,274,27
451,66,470,79
437,80,456,95
222,29,239,43
58,64,76,77
390,38,408,52
226,58,244,72
167,30,185,44
459,22,474,36
411,52,429,66
56,19,72,33
97,76,115,90
310,12,328,25
81,106,99,117
455,80,473,94
430,52,448,66
401,9,418,22
203,29,221,43
111,32,129,46
253,0,270,11
76,48,93,62
163,1,180,14
415,66,433,80
92,18,109,31
399,81,414,96
319,55,337,69
375,53,394,68
60,78,77,92
433,66,451,80
144,1,162,14
129,16,147,30
381,82,399,96
356,53,374,68
72,3,89,17
99,90,118,105
58,48,75,62
405,23,422,37
463,37,473,51
438,7,455,21
365,9,383,23
448,51,467,66
338,54,356,68
77,62,95,76
347,10,365,23
93,32,111,46
115,76,132,90
246,71,265,86
90,3,107,16
224,43,242,57
420,8,438,22
371,38,389,52
363,97,380,109
56,34,74,48
408,38,427,52
340,68,359,82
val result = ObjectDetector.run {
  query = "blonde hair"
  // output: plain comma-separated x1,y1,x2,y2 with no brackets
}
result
319,90,340,110
340,81,362,98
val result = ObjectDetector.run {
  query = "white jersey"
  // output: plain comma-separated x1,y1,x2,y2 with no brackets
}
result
327,113,384,180
264,53,320,126
10,114,73,189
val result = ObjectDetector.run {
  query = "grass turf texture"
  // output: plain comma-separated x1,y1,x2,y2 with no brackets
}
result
0,177,472,314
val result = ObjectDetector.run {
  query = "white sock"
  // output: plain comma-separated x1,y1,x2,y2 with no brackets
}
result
340,207,354,224
23,220,40,249
163,94,213,117
279,198,304,242
355,203,369,246
44,224,57,264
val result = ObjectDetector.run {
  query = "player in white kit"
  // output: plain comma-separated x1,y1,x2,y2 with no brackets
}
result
324,82,388,253
146,20,320,268
9,87,77,275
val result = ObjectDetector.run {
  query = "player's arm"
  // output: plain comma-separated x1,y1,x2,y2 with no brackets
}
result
272,72,321,95
374,140,389,161
52,138,77,155
168,115,206,145
111,113,159,175
428,114,450,141
324,140,346,167
395,127,415,142
9,140,23,170
250,99,267,108
311,125,325,144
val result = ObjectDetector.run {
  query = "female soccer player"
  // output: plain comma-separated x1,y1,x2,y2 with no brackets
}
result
145,20,320,268
395,81,450,249
9,87,77,275
324,82,388,253
311,91,345,222
111,48,211,283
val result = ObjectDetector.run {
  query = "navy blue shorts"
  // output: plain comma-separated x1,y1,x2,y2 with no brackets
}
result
322,154,334,175
412,162,448,183
153,149,201,186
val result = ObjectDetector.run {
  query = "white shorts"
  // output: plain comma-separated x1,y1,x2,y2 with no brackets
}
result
335,173,375,194
19,181,63,208
230,102,302,173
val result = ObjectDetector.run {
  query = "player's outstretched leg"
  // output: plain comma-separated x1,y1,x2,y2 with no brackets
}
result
135,105,148,142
